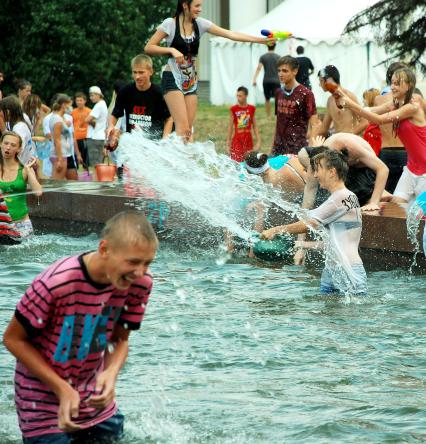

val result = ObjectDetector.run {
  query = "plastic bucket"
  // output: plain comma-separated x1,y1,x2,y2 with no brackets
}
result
78,169,92,182
95,157,117,182
252,233,294,262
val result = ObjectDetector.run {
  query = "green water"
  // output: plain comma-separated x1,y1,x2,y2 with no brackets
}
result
0,235,425,443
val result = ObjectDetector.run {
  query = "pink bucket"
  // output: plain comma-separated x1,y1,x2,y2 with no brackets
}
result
78,169,92,182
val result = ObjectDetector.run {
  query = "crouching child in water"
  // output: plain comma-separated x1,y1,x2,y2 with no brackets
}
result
262,148,367,296
3,211,158,443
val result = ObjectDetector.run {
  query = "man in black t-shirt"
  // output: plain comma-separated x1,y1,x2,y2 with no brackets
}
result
295,46,314,90
107,54,172,140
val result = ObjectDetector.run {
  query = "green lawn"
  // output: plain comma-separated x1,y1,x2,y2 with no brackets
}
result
196,102,274,155
195,102,325,155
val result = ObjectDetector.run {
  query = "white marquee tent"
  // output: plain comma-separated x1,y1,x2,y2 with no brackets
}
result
209,0,393,108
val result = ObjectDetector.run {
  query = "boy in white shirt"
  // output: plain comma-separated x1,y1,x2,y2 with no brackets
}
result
85,86,108,169
262,148,367,296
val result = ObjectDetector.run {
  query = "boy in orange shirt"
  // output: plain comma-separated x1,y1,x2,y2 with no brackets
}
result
71,92,91,166
226,86,260,162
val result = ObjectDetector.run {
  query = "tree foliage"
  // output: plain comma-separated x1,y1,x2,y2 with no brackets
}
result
0,0,175,102
344,0,426,73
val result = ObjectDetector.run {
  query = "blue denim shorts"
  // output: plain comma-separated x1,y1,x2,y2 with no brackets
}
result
23,410,124,444
320,264,368,296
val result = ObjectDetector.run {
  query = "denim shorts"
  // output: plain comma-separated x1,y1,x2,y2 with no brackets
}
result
320,264,368,296
23,410,124,444
161,71,197,96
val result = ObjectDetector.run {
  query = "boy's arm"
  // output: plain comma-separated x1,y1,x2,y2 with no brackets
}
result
261,219,315,239
3,316,82,432
88,324,130,409
319,105,332,136
358,153,389,210
226,111,234,154
252,116,261,149
252,63,263,85
107,115,118,139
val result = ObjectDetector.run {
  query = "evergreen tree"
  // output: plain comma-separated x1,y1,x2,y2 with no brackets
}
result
0,0,174,102
344,0,426,72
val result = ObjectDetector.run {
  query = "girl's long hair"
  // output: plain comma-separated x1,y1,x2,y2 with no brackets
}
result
22,94,42,134
392,67,416,136
174,0,193,18
0,131,23,178
0,95,26,130
52,94,71,112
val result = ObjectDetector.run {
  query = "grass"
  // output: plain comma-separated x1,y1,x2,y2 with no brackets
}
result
195,102,275,155
195,102,326,155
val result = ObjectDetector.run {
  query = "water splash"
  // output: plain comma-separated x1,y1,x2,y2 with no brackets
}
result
118,133,303,243
406,201,425,273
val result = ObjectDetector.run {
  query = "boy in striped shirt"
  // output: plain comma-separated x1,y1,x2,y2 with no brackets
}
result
3,211,158,443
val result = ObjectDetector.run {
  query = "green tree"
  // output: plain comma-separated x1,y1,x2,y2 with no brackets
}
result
0,0,175,102
344,0,426,72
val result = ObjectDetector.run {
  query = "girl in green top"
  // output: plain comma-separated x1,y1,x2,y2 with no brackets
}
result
0,131,42,237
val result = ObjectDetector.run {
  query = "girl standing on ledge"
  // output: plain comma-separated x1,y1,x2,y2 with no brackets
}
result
145,0,273,142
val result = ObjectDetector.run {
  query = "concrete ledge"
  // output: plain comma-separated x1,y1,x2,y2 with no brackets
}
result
28,182,425,272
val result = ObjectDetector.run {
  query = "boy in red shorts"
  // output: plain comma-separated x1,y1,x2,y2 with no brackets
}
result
226,86,260,162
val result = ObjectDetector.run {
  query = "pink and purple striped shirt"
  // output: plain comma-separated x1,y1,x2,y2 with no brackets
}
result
14,253,153,438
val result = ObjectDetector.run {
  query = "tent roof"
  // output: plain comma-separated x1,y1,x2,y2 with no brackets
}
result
223,0,381,45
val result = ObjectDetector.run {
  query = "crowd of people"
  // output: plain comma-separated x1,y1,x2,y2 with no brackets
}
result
1,0,426,442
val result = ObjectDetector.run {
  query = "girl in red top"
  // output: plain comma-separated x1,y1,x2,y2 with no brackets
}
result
362,88,382,156
337,67,426,204
226,86,260,162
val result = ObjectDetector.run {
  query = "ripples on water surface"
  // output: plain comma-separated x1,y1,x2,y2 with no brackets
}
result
0,234,425,443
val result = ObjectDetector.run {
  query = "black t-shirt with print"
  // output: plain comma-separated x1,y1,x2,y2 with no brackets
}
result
112,82,170,138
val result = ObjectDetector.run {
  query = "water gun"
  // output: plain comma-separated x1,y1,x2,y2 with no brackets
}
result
261,29,293,40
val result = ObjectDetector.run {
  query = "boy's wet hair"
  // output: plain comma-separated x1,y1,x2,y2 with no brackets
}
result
101,210,158,249
313,148,349,181
318,65,340,84
245,151,268,168
277,55,299,71
237,86,249,95
131,54,153,69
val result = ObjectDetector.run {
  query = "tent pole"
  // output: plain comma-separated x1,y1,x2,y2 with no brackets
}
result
366,41,371,87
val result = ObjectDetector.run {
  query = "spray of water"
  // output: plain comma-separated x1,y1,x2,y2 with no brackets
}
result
406,201,425,273
118,133,304,242
118,133,368,296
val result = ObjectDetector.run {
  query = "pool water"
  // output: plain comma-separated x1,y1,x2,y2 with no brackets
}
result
0,234,425,443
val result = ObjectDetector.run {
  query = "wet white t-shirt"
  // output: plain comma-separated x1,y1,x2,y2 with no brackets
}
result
309,188,363,269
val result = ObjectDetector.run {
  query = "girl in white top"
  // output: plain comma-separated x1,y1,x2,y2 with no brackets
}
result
145,0,273,142
49,94,82,180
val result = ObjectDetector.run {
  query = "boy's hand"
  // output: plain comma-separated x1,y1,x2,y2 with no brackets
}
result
261,227,280,240
311,135,326,147
57,385,82,432
293,248,306,265
87,369,117,409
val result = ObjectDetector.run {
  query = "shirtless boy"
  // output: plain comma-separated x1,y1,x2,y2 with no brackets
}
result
317,65,367,136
